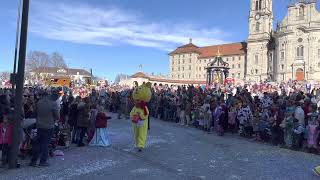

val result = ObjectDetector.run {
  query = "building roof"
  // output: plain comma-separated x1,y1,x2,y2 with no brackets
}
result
129,72,205,85
168,43,200,55
131,72,148,78
31,67,91,76
198,42,246,59
169,42,247,59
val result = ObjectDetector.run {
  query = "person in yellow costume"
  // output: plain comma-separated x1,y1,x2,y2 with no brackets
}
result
130,82,152,152
313,166,320,176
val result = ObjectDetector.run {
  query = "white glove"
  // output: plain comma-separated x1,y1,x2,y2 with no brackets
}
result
136,120,144,127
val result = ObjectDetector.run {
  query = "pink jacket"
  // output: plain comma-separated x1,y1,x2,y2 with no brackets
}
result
0,123,13,145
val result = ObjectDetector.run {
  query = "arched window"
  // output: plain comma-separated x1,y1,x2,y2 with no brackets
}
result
255,55,259,64
256,22,260,32
299,6,304,19
297,46,304,57
255,0,259,10
281,51,285,59
259,0,262,10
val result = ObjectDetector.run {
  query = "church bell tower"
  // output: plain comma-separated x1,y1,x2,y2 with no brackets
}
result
247,0,273,82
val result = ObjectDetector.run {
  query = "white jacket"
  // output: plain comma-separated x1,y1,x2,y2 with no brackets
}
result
294,106,305,126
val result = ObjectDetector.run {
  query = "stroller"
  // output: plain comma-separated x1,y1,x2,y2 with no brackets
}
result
20,119,66,159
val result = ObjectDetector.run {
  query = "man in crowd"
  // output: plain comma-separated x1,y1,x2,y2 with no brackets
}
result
29,90,60,167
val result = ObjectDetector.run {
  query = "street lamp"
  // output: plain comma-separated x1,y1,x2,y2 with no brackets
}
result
9,0,30,169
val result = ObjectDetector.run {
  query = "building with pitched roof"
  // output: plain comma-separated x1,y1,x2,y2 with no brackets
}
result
169,0,320,82
169,39,247,81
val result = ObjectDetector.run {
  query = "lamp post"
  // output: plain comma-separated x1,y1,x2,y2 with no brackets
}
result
12,0,22,90
9,0,29,169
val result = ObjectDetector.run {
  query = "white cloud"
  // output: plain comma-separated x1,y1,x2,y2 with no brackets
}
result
29,1,230,51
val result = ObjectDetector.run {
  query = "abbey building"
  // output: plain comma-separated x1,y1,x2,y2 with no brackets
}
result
168,0,320,82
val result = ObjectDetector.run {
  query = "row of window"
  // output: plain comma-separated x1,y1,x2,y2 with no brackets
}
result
280,47,320,60
231,73,242,79
171,74,192,79
255,0,263,11
171,73,243,79
172,56,243,65
172,59,192,65
171,65,192,71
172,63,242,72
173,54,193,59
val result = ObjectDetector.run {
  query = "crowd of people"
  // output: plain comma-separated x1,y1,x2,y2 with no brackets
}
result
1,80,320,168
147,81,320,153
0,86,113,168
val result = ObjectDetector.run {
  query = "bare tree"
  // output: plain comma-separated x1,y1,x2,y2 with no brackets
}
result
25,51,51,82
0,71,10,82
50,52,67,68
26,51,50,72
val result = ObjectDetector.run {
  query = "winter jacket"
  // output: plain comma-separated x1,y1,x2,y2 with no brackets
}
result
77,102,90,128
0,123,13,145
36,96,60,129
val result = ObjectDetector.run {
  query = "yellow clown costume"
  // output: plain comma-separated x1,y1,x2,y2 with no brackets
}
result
130,82,152,151
313,166,320,176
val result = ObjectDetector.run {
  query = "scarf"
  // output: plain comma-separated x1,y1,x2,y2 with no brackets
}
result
135,101,148,116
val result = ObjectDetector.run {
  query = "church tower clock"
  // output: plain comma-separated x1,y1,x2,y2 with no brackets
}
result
247,0,273,81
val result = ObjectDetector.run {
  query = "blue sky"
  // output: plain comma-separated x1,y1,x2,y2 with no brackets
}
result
0,0,319,81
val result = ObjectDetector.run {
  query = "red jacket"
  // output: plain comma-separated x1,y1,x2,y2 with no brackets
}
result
95,113,111,128
0,123,13,145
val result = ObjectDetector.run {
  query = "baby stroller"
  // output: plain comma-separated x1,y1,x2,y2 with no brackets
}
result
20,119,66,159
20,118,37,159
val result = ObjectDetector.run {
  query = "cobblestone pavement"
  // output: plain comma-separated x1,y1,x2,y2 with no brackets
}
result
1,113,320,180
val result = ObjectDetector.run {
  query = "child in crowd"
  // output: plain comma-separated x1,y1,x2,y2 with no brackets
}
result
292,118,304,149
202,99,212,132
218,101,228,136
259,108,271,142
228,105,237,134
90,106,111,147
192,109,200,128
0,112,13,168
237,101,253,137
198,103,205,130
185,99,192,126
280,107,295,148
213,100,223,136
306,104,319,153
252,107,261,141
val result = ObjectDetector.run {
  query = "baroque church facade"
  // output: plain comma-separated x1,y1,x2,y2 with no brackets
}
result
169,0,320,82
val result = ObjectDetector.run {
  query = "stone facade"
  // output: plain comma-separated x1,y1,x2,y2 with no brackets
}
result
169,41,247,81
274,0,320,82
168,0,320,83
